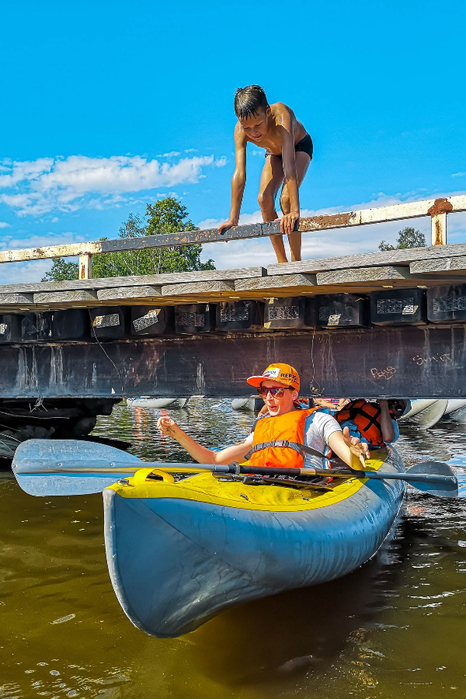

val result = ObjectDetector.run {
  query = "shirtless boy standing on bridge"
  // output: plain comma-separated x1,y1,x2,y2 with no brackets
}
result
218,85,313,263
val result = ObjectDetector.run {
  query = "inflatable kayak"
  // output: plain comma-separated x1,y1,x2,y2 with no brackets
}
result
127,397,189,409
231,396,264,412
399,399,449,429
103,446,405,638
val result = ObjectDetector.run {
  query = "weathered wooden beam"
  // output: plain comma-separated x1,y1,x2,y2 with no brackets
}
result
0,293,33,305
268,242,466,276
161,280,235,297
97,285,162,301
235,274,317,292
316,266,415,285
0,267,266,295
410,257,466,275
33,290,98,305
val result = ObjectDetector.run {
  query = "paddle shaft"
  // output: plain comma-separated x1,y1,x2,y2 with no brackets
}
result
236,465,457,486
21,461,458,486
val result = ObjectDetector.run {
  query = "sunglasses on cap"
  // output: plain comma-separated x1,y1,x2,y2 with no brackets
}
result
388,401,405,412
257,385,293,398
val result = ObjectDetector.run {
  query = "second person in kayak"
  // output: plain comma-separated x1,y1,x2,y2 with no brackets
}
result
157,363,368,471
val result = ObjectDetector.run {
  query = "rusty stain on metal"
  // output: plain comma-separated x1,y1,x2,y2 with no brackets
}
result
431,213,447,246
427,198,453,216
299,212,354,231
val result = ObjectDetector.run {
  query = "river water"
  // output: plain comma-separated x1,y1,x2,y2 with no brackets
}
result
1,400,466,699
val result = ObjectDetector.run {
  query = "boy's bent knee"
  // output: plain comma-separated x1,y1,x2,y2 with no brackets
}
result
258,192,274,209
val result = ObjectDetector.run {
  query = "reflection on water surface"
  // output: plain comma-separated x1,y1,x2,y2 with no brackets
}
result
1,399,466,698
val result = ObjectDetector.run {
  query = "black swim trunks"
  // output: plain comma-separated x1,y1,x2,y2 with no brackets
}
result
265,133,313,160
295,133,313,158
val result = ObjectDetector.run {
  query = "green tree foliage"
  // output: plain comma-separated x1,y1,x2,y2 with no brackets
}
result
379,227,426,251
42,197,215,281
42,258,79,281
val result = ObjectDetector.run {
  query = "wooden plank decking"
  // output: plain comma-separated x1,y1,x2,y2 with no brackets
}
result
0,244,465,312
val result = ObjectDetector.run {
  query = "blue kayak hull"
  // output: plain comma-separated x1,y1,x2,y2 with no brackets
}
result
103,448,405,637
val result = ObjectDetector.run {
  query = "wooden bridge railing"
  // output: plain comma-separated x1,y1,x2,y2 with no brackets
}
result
0,194,465,280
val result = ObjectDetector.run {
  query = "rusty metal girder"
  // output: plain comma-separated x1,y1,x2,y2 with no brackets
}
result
0,325,464,399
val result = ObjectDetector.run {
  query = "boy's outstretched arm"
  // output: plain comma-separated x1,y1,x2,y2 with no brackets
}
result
158,412,250,465
278,107,300,235
218,125,247,233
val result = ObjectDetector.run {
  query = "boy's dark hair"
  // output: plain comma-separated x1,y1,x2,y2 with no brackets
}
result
234,85,269,119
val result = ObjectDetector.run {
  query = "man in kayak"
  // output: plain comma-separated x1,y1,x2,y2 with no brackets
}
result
217,85,313,264
157,363,368,470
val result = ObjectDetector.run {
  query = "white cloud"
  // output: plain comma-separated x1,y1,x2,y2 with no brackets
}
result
0,154,226,216
452,172,466,178
0,158,54,188
0,230,88,252
0,258,53,285
0,221,10,228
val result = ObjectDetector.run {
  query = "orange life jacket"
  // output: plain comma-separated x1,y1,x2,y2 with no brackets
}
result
336,399,383,446
247,407,322,469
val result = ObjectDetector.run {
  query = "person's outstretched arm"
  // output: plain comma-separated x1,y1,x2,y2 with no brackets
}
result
328,427,370,469
218,125,247,233
157,413,250,465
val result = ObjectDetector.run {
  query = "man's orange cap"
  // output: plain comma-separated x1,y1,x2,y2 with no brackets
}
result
247,363,300,391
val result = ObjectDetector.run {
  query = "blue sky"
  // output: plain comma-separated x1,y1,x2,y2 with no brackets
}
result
1,0,465,281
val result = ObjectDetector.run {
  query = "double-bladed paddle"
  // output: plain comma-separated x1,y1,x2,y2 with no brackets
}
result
11,439,465,498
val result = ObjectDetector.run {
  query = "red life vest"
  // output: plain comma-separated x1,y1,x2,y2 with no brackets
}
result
336,399,384,446
247,407,321,469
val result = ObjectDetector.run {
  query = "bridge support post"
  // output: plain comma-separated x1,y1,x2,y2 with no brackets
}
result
431,212,447,246
428,198,453,246
79,253,93,279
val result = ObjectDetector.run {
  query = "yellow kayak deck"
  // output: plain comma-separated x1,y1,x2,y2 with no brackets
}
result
109,448,390,513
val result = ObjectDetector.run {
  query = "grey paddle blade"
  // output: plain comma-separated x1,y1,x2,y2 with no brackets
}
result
12,439,142,497
407,461,458,497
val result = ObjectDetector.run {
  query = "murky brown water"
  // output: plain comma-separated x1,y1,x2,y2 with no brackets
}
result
1,400,466,698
